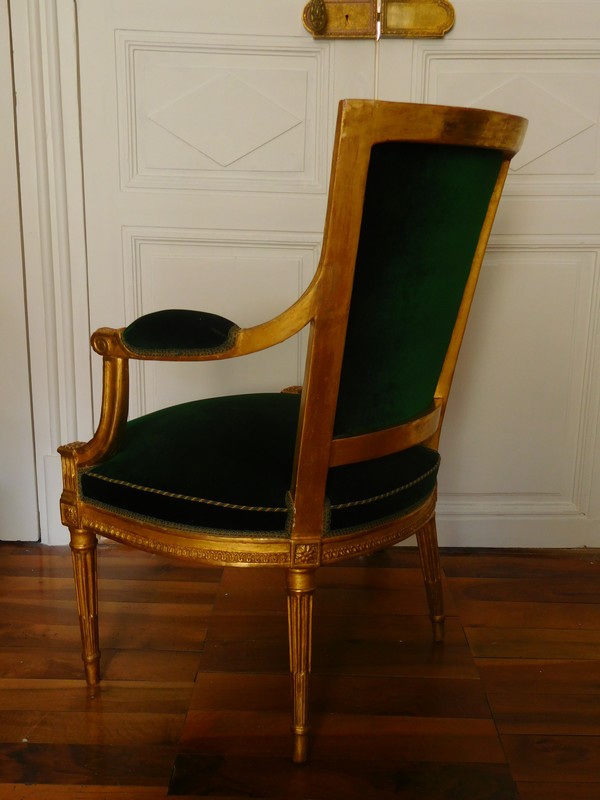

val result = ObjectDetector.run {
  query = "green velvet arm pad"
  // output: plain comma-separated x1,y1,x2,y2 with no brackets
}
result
122,309,240,357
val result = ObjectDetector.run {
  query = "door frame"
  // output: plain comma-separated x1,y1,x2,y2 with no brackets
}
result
10,0,91,544
0,0,39,540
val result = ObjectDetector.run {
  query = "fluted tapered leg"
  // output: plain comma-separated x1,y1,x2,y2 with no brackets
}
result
417,516,445,643
70,528,101,686
287,568,316,763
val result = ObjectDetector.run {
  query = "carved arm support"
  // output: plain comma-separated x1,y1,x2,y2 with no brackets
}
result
58,351,128,525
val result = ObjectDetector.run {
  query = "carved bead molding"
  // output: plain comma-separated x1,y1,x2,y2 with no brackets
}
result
321,494,436,562
302,0,455,39
81,517,290,565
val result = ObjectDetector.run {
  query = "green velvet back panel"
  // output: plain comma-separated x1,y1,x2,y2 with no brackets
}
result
333,142,504,437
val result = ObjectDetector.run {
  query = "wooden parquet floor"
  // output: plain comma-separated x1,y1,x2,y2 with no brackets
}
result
0,542,599,798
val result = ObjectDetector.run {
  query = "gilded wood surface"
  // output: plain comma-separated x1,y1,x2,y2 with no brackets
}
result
329,398,442,466
69,529,100,686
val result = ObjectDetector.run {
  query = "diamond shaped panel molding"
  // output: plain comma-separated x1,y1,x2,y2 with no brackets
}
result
472,76,595,171
149,73,303,167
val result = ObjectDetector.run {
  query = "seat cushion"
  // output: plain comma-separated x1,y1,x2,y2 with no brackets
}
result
81,393,439,536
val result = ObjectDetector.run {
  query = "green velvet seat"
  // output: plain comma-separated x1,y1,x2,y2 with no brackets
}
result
81,392,439,536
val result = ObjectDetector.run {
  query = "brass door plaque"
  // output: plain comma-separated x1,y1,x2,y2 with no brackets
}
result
302,0,455,39
303,1,377,39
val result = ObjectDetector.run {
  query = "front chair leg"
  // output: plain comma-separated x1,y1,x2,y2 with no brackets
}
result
286,567,316,764
70,528,101,686
416,516,445,643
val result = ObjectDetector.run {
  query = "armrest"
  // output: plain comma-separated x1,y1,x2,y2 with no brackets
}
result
122,309,240,357
92,282,320,361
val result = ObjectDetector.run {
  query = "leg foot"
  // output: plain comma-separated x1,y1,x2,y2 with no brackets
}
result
292,730,309,764
432,615,445,644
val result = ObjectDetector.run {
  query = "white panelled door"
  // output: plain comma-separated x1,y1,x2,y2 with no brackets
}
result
73,0,600,547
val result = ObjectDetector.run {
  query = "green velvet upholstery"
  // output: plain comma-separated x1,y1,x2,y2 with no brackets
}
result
334,142,504,437
81,393,439,536
122,309,239,356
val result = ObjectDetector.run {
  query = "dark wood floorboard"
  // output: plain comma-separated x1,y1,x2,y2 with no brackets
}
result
0,542,598,797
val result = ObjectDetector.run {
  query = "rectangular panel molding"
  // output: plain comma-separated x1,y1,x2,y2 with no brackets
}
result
439,242,600,523
116,31,330,193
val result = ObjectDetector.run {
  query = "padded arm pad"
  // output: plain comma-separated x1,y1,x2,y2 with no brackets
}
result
122,309,240,357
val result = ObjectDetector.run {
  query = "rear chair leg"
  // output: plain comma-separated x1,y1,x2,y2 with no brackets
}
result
287,568,316,763
70,528,101,686
417,517,445,643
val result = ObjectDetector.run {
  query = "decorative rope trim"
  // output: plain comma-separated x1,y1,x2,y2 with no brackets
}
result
330,456,440,510
82,471,287,512
83,453,439,514
323,493,435,543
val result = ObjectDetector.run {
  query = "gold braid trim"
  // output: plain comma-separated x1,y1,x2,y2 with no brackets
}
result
83,456,439,514
83,472,287,512
330,461,439,510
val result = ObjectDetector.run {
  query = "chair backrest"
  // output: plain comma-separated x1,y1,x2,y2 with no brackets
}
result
334,140,504,437
290,100,526,535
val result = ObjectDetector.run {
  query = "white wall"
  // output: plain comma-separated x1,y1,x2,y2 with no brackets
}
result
0,0,38,540
9,0,92,544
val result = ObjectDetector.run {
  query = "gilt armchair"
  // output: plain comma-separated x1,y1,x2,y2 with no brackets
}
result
59,99,526,763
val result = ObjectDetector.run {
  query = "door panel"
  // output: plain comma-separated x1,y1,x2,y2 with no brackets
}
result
78,0,375,416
